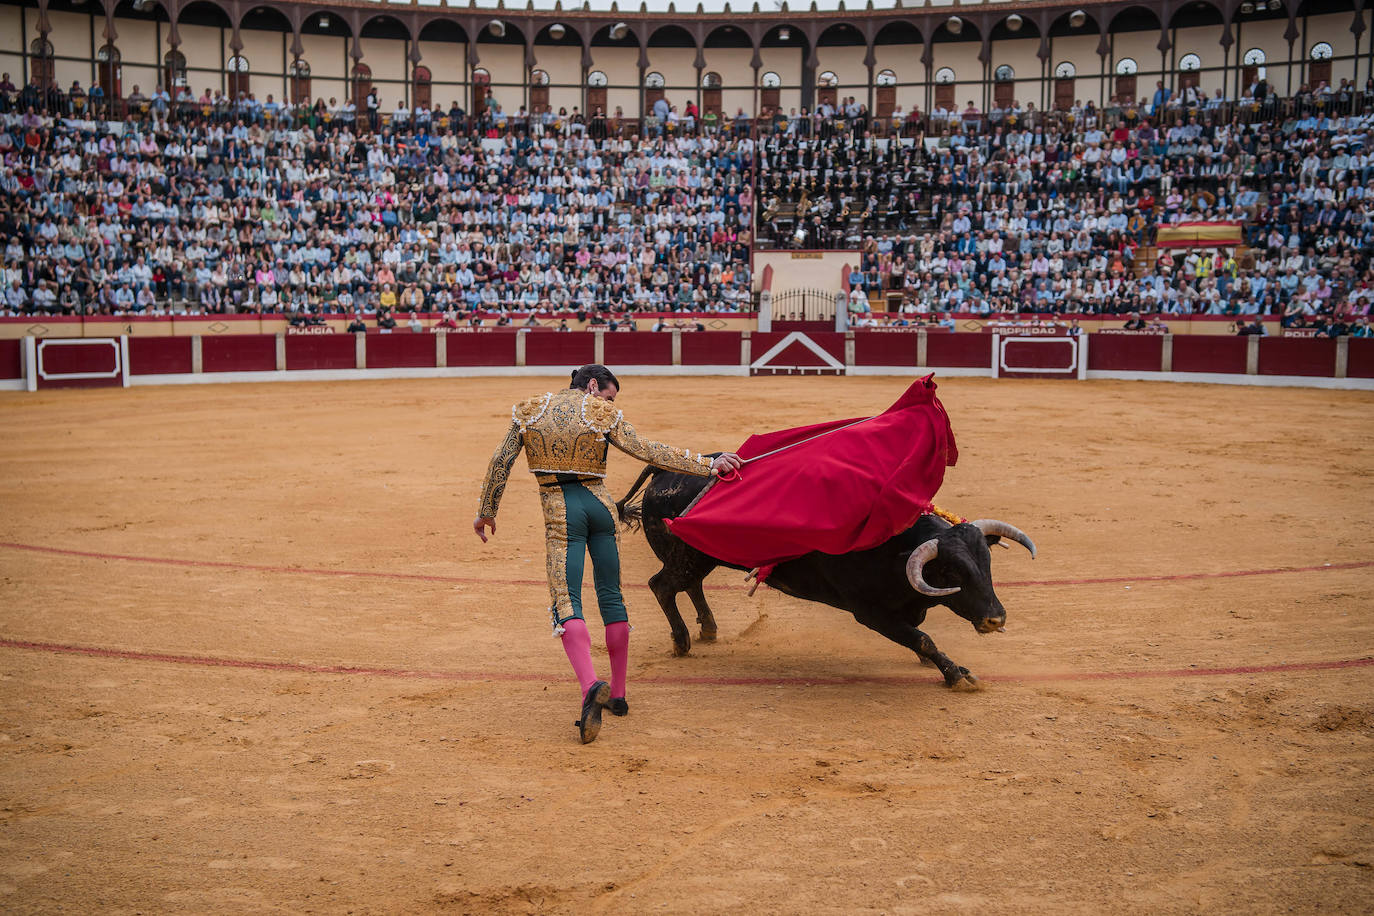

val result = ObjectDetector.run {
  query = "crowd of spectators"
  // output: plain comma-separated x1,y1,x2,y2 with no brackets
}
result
7,65,1374,330
759,79,1374,325
0,80,755,320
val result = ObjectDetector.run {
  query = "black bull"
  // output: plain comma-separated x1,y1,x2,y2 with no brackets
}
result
616,465,1037,690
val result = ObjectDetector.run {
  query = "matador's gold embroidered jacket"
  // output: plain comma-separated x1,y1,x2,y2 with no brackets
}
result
477,388,716,518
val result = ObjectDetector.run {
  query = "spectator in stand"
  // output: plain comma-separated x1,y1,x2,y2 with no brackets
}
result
347,314,367,333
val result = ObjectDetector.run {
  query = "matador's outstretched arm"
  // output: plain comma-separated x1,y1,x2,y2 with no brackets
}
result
477,421,523,519
606,417,715,477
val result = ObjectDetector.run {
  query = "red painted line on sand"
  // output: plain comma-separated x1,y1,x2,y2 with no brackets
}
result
1,637,1371,687
1,541,1371,592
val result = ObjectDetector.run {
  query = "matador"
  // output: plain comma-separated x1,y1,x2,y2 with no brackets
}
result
474,365,741,744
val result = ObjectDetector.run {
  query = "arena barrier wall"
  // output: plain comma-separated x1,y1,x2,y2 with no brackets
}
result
0,314,1302,341
4,331,1371,392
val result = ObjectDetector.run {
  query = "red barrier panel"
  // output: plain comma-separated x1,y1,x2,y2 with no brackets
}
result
367,333,436,369
525,332,595,366
1001,337,1078,374
203,335,276,373
35,338,124,389
751,331,845,369
1349,338,1374,379
854,332,918,367
682,331,741,365
285,334,354,371
128,336,193,375
1172,335,1247,374
447,331,518,367
1257,336,1337,377
0,339,20,380
926,333,991,369
1088,334,1162,372
603,332,673,366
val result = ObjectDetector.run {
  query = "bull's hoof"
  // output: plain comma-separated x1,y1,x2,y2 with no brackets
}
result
949,674,984,692
917,655,937,668
671,637,691,657
697,627,718,643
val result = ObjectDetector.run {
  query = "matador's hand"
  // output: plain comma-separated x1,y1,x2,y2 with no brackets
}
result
473,516,496,542
710,453,743,475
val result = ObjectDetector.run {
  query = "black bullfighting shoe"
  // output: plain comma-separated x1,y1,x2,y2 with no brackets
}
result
576,680,611,744
607,697,629,717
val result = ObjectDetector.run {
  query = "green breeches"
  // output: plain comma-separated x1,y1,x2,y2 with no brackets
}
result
538,480,629,629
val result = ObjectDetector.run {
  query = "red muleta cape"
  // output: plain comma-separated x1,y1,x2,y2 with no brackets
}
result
666,375,958,575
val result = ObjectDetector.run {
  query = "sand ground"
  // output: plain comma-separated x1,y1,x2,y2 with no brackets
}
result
0,375,1372,914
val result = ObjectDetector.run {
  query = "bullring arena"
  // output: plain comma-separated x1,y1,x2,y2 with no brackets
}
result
5,0,1374,909
2,373,1372,912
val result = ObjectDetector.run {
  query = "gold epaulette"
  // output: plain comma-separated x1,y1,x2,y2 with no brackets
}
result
580,393,624,435
512,392,554,429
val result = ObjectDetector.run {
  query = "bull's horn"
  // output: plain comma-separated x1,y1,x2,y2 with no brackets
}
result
970,519,1037,559
906,538,960,597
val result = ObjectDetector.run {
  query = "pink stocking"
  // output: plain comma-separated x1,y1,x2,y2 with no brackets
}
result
605,621,630,700
559,618,599,696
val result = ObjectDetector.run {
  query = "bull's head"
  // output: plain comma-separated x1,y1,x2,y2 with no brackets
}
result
905,520,1036,634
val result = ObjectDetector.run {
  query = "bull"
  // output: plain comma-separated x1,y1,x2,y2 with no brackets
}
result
616,465,1036,690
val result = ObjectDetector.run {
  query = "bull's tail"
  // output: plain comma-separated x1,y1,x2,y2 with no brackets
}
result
616,466,655,531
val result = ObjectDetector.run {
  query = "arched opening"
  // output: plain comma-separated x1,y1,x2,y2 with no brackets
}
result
1052,61,1077,111
175,1,234,99
876,68,898,118
817,69,840,112
30,38,55,90
413,65,432,111
1178,53,1203,94
290,59,311,106
352,63,373,120
415,19,466,114
816,22,863,111
701,70,723,117
993,64,1015,110
530,68,550,114
645,71,666,112
226,54,250,102
163,49,187,97
934,67,956,112
471,67,490,115
760,70,782,118
873,21,921,119
1309,41,1334,88
1242,48,1266,92
586,69,608,116
1115,57,1139,104
96,43,121,107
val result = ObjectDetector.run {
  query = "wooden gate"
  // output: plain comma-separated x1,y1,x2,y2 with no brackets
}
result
227,55,250,102
1309,59,1332,87
935,82,955,111
471,68,489,113
702,72,722,117
993,79,1014,110
97,44,121,111
1053,78,1075,110
587,87,607,114
353,64,372,114
413,65,431,110
1115,74,1136,104
291,60,311,105
530,70,549,113
30,39,55,89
